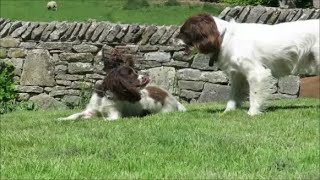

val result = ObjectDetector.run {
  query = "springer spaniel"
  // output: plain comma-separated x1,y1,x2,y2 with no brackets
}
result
175,13,319,116
58,53,186,121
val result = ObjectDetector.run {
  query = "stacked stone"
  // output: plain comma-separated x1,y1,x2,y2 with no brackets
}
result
0,6,306,108
219,6,320,24
0,18,179,45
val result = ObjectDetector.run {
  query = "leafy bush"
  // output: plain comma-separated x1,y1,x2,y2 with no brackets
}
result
0,61,17,114
0,61,38,114
123,0,149,10
164,0,181,6
295,0,312,8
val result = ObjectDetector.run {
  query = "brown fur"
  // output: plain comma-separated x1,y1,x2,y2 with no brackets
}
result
95,49,144,102
177,13,221,55
145,86,169,105
102,49,134,72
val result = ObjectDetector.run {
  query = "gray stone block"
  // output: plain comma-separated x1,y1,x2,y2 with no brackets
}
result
91,23,105,42
50,22,69,41
0,37,20,48
31,23,48,40
144,52,170,62
20,50,56,86
191,53,217,70
62,95,81,107
98,24,112,42
140,25,157,45
37,42,74,51
21,22,39,40
107,24,123,42
143,66,176,94
158,26,178,45
85,21,98,40
0,22,12,38
200,71,228,84
55,74,84,81
11,22,30,38
30,93,68,110
72,44,98,53
178,80,204,91
177,68,201,81
180,89,201,100
245,6,266,23
198,83,230,103
8,21,22,34
17,85,44,93
149,26,166,45
8,48,26,58
60,22,76,41
40,22,56,41
278,75,300,95
68,62,94,74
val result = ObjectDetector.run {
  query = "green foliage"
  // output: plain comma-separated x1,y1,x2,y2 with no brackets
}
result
0,61,38,114
77,84,93,109
295,0,313,8
164,0,181,6
0,0,224,25
0,100,38,114
0,61,16,114
123,0,150,10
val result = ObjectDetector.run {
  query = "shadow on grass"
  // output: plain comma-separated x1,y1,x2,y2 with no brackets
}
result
189,104,319,114
267,104,320,112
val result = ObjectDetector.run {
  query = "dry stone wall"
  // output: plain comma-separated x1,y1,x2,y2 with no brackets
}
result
0,6,318,107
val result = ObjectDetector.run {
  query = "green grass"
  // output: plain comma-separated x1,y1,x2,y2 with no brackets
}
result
0,0,225,25
1,98,319,179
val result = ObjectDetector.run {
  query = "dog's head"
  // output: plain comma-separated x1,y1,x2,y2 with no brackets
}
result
175,13,221,55
103,53,150,102
102,49,134,72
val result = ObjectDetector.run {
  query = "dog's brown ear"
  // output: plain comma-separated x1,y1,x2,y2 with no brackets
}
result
106,69,141,102
118,78,141,102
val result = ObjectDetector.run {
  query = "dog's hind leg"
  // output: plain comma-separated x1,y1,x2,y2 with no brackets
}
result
57,92,101,121
57,112,86,121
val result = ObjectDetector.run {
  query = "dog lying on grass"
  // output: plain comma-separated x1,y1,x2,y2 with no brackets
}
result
58,51,186,121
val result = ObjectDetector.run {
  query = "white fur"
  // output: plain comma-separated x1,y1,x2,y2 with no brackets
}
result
180,17,319,116
47,1,58,10
57,86,186,121
215,17,319,115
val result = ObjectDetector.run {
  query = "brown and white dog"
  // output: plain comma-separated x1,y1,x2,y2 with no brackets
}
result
58,52,186,121
175,13,319,116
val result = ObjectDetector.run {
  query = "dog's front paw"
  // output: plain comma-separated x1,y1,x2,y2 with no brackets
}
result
56,117,69,121
247,108,262,116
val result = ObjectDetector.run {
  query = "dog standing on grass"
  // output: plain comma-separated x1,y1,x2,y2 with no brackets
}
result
175,13,319,116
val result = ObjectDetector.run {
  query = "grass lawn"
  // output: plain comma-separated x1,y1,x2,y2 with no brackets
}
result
0,0,225,25
1,98,319,179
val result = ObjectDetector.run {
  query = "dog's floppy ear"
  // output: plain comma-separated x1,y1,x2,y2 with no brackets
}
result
117,77,141,102
106,69,141,102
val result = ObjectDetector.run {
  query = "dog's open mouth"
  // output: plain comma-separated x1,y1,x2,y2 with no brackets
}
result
137,76,151,88
140,76,151,87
